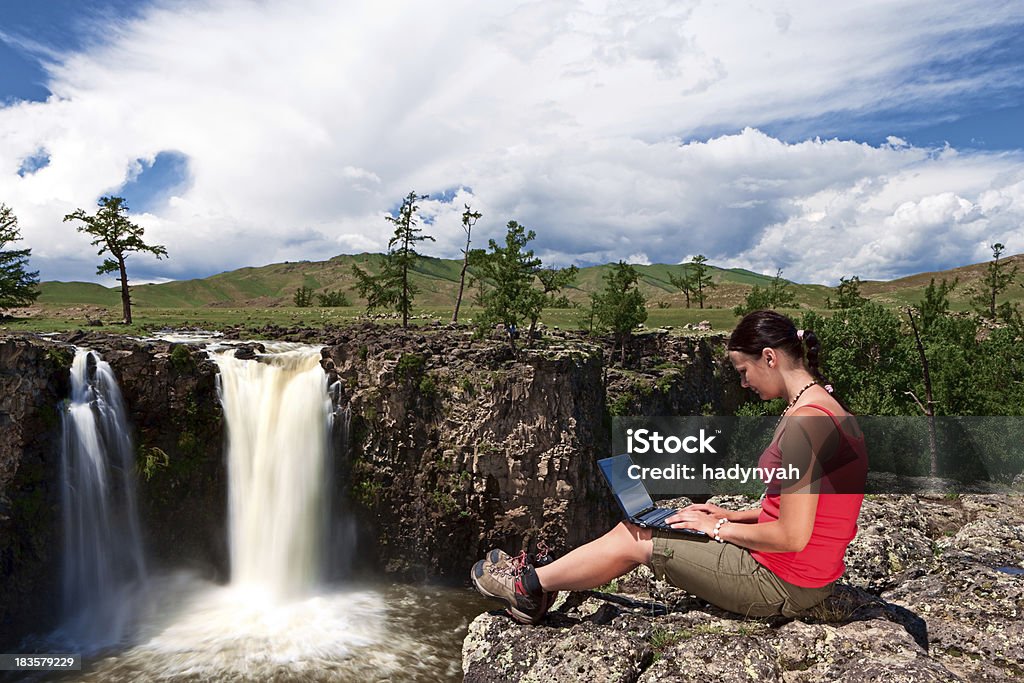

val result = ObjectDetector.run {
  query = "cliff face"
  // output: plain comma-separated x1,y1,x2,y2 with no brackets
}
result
0,333,226,648
320,325,738,579
0,326,737,646
0,338,71,648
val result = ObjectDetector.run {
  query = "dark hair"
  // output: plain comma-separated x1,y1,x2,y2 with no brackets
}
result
727,310,829,389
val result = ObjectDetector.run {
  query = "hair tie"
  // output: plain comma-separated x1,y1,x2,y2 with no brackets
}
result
796,329,805,341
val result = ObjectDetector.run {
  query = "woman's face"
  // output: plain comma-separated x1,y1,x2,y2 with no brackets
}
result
728,350,778,400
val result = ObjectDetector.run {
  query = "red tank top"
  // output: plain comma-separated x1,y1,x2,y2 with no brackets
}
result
748,404,868,588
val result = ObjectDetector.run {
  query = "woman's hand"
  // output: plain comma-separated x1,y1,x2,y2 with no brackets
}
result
681,503,731,520
663,508,718,535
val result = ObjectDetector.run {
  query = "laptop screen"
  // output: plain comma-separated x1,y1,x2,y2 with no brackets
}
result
598,454,654,517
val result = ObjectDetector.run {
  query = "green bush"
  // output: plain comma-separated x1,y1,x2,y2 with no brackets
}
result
395,352,425,379
418,375,437,398
316,289,350,307
169,345,194,373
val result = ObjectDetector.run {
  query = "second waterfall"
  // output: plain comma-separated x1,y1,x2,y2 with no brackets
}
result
214,345,333,597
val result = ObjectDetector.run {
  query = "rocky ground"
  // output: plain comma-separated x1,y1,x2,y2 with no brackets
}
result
463,493,1024,682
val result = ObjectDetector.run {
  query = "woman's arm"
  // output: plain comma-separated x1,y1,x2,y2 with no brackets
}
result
666,406,837,552
665,493,817,552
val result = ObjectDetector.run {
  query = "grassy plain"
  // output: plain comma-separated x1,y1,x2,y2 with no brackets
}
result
2,253,1022,336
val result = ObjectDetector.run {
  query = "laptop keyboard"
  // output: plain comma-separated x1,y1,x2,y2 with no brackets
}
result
638,507,674,527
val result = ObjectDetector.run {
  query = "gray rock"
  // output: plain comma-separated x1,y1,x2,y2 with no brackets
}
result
463,494,1024,682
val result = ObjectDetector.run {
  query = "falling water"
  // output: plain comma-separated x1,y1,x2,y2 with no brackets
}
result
214,345,332,597
59,348,147,649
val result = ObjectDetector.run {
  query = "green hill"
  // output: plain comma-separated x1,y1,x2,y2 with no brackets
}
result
36,252,1024,314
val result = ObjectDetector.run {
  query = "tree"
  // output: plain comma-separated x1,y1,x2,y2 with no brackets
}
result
689,255,716,309
64,196,167,324
915,277,957,333
452,204,481,323
594,261,647,364
351,191,434,327
580,294,599,334
733,269,798,316
827,275,868,310
528,265,578,338
293,286,314,307
971,242,1019,321
799,304,914,416
668,268,695,308
0,204,40,312
472,221,545,353
905,309,939,477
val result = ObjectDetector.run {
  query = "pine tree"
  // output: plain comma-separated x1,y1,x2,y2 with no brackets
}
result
351,191,434,327
689,255,716,309
971,242,1019,321
733,269,798,316
472,221,545,352
827,276,868,310
594,261,647,364
0,203,40,311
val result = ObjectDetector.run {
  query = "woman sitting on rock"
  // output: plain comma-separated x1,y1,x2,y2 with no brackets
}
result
471,310,868,624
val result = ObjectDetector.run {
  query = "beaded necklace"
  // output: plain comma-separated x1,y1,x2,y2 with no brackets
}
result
775,380,817,431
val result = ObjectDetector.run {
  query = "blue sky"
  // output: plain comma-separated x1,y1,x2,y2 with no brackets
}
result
1,0,1024,285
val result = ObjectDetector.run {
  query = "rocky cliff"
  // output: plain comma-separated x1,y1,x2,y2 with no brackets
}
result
0,332,226,648
0,338,70,648
462,493,1024,682
321,324,738,579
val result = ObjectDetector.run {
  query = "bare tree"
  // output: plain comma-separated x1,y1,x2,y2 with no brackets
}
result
452,204,481,323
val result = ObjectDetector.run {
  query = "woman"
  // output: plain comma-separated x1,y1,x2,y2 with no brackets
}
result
471,310,868,624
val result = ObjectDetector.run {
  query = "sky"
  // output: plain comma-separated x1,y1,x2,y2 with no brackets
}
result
1,0,1023,286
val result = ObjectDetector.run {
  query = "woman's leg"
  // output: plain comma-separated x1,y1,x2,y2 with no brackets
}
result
534,522,654,592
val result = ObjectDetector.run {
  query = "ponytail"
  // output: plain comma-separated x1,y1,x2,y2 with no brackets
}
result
801,329,827,388
799,328,850,411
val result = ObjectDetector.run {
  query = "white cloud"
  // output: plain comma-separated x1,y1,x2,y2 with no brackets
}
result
0,0,1022,284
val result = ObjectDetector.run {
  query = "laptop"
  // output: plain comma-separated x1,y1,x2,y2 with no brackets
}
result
598,454,706,537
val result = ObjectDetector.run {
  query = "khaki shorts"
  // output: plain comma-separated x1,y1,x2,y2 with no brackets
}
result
648,532,833,618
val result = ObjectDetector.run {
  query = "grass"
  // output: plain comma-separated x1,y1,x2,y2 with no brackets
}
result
0,301,738,336
7,252,1023,336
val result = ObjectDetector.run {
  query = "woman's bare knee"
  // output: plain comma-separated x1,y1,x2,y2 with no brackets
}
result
615,522,654,563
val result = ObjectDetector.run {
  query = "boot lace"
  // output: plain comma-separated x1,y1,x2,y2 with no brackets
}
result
492,550,530,579
492,541,552,579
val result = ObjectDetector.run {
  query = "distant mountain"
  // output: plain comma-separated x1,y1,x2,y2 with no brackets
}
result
38,253,1024,312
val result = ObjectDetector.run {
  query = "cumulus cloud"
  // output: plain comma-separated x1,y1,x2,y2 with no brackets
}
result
0,0,1022,284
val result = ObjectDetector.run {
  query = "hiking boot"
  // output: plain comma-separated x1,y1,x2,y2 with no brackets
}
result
471,550,552,625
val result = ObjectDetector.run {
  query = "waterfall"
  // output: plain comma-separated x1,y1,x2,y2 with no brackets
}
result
40,342,467,681
59,348,148,649
214,345,332,598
